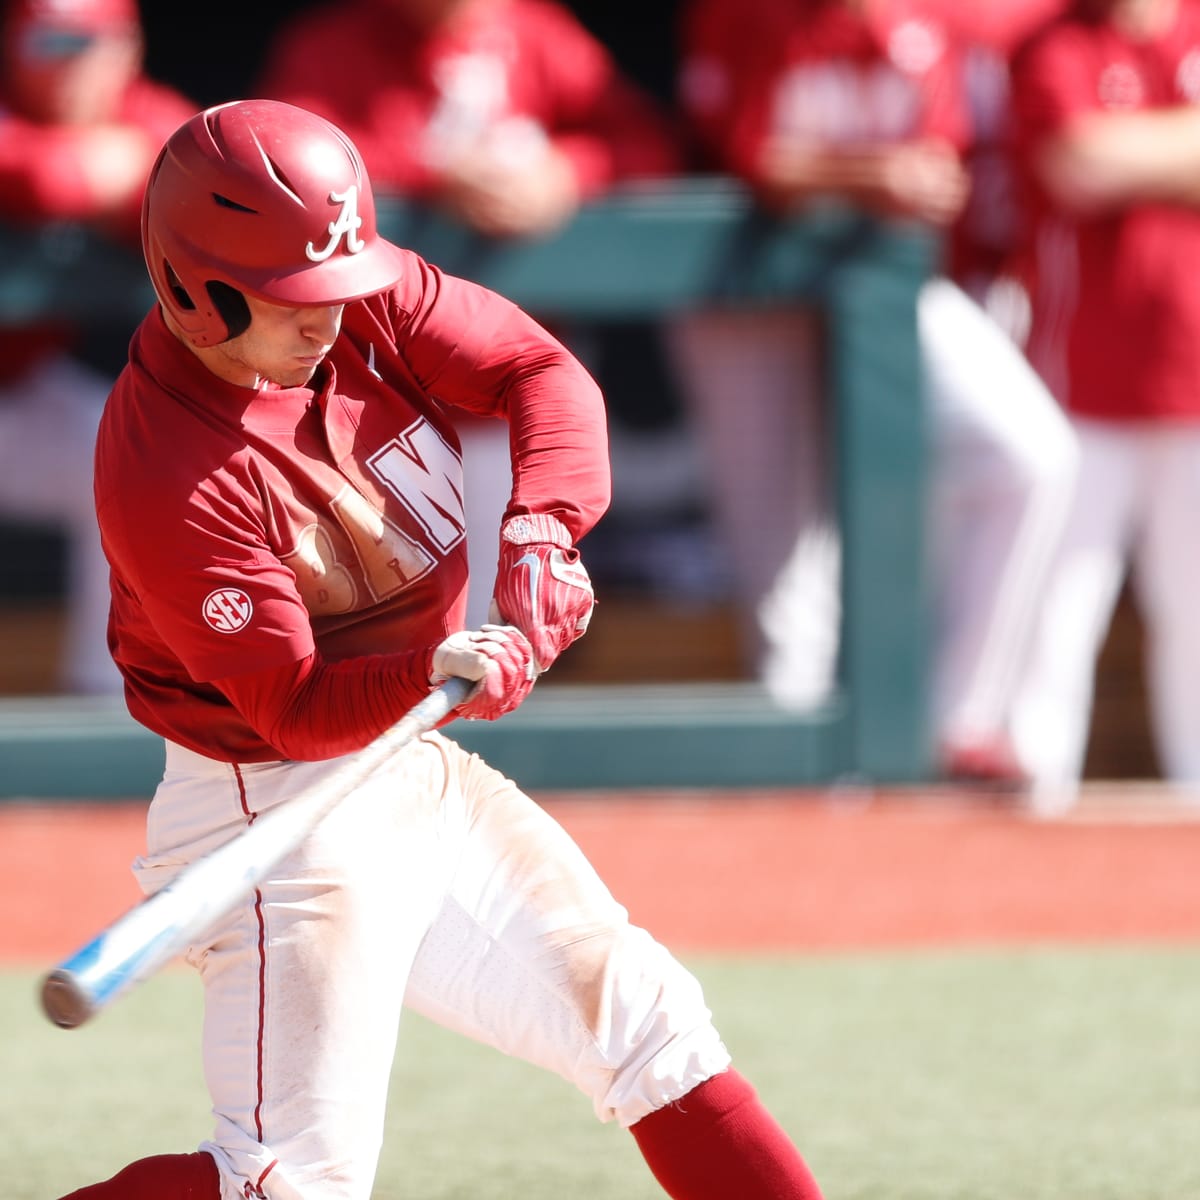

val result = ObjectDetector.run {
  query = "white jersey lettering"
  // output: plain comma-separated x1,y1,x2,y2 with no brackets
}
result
367,419,466,553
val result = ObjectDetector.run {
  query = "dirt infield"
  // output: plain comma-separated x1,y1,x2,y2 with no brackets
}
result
4,784,1199,963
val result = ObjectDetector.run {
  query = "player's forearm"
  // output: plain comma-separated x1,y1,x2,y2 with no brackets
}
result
1035,107,1200,214
500,345,612,542
754,137,969,228
217,649,439,761
754,142,898,210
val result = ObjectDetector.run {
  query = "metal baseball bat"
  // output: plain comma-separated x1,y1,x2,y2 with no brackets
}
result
40,676,472,1030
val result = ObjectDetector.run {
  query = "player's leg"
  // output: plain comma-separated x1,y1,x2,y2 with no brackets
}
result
68,738,455,1200
55,1153,219,1199
663,307,839,711
1132,425,1200,789
404,735,824,1198
919,277,1079,775
1008,420,1137,809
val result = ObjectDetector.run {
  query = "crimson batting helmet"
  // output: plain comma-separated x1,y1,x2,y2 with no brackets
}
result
142,98,408,347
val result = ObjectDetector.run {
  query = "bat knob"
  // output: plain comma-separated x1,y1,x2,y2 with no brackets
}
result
41,969,94,1030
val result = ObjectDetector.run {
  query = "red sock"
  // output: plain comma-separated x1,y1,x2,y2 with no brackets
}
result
58,1152,220,1200
630,1069,825,1200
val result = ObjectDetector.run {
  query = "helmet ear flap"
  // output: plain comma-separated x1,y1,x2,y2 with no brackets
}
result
160,264,249,344
205,281,250,341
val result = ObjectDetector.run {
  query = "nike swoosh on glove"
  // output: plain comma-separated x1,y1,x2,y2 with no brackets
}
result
431,625,536,720
489,513,595,673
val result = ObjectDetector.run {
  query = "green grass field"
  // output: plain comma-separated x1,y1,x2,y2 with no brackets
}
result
6,945,1199,1200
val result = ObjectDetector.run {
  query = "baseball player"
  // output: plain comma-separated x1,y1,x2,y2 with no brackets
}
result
1006,0,1200,807
0,0,194,694
669,0,1079,785
55,100,824,1200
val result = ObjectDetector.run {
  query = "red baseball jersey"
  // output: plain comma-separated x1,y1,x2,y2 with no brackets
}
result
255,0,680,197
1010,1,1200,419
95,252,610,761
677,0,969,179
0,76,194,382
915,0,1068,53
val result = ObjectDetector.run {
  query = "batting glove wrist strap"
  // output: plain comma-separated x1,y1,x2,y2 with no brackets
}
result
500,513,573,549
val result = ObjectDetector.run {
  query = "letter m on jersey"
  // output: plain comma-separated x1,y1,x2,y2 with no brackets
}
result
367,418,466,554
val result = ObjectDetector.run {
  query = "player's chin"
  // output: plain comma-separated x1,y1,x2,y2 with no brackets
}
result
271,360,322,388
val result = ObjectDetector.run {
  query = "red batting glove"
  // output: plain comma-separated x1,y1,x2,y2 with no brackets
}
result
489,514,595,673
430,625,536,720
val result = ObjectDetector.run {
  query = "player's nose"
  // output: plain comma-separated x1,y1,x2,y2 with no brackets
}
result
299,304,343,344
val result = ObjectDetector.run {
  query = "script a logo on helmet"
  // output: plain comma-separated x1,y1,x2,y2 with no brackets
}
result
305,186,365,263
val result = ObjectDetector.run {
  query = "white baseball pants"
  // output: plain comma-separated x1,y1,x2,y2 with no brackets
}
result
1010,418,1200,808
133,732,730,1200
665,277,1078,752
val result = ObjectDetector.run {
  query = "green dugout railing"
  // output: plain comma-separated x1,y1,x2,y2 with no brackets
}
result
0,178,937,797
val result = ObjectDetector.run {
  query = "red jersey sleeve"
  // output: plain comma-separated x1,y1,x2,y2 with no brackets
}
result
1010,21,1101,147
0,120,94,218
678,0,969,180
215,650,438,761
382,257,612,542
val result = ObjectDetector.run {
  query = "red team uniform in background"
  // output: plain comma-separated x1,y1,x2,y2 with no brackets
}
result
680,0,969,179
1004,0,1200,803
255,0,678,199
0,0,194,696
1013,2,1200,419
670,0,1077,784
0,65,189,379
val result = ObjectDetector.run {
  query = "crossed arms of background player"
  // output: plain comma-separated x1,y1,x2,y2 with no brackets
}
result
677,1,972,231
1013,10,1200,216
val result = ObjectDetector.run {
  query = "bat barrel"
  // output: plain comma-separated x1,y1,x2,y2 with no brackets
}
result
41,969,94,1027
38,885,194,1028
41,968,96,1029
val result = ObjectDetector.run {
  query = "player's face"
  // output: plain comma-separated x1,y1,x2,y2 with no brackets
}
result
3,26,141,124
214,295,345,389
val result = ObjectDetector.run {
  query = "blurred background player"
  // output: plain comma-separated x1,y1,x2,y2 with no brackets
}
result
256,0,682,627
1007,0,1200,807
668,0,1079,786
0,0,194,694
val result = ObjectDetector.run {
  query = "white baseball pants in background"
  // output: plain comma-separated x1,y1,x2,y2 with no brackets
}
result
665,277,1078,760
1010,418,1200,809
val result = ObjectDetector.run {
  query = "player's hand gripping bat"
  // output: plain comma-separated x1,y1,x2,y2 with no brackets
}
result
39,676,472,1030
